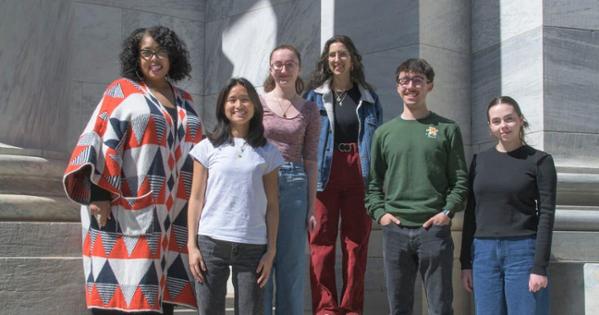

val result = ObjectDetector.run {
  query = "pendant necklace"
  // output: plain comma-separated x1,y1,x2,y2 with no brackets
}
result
334,90,348,106
277,98,293,118
237,140,248,158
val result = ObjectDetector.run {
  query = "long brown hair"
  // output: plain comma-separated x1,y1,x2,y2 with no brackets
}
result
263,44,304,94
487,96,529,145
308,35,373,91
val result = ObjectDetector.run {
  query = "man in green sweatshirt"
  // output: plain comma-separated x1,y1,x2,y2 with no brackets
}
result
366,58,468,315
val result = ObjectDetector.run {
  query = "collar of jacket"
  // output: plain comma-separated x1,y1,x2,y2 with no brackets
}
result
313,79,375,104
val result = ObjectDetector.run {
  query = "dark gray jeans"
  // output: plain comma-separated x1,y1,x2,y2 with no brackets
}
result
382,224,454,315
195,235,266,315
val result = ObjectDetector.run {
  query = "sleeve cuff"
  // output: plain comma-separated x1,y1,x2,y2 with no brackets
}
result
460,261,472,270
531,265,547,276
372,209,386,223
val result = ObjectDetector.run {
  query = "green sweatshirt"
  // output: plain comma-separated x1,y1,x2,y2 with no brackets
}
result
366,112,468,226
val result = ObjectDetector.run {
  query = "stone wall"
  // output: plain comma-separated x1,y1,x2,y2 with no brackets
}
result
1,0,598,314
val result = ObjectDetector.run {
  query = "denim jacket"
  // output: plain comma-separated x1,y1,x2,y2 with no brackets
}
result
305,80,383,191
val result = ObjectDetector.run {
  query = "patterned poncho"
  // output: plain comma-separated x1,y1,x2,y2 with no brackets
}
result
63,78,202,312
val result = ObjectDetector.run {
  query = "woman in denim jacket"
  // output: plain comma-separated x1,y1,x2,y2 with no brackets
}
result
304,35,382,315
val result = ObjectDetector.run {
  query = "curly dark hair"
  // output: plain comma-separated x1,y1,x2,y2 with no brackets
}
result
120,26,191,82
308,35,373,91
208,78,267,148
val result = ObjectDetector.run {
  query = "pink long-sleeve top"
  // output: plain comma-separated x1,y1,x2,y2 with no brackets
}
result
262,98,320,163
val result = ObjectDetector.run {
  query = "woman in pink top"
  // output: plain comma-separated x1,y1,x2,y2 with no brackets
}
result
261,44,320,315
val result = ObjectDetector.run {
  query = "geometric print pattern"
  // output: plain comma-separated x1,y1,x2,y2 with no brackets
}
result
63,78,202,312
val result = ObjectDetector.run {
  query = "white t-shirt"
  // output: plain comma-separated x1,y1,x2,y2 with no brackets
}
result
189,137,284,244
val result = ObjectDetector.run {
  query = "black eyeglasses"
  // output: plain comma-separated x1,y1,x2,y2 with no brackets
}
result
397,76,429,87
140,48,168,60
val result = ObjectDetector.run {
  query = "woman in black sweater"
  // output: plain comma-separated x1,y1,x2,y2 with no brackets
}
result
460,96,557,315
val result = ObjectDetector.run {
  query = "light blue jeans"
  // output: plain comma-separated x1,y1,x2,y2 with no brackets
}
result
263,162,308,315
473,236,549,315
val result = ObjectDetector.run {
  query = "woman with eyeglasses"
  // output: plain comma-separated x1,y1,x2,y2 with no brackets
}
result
63,26,202,314
259,44,320,315
304,35,383,315
460,96,556,315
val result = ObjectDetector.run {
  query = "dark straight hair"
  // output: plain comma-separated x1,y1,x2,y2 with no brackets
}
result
308,35,373,91
395,58,435,83
208,78,267,148
263,44,304,94
487,96,530,145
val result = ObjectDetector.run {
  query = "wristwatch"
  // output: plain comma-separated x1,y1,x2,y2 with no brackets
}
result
441,209,454,219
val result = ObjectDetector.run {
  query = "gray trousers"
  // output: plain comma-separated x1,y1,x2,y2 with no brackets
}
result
382,224,454,315
195,235,266,315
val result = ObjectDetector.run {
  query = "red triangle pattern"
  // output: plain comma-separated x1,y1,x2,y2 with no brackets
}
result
85,232,160,259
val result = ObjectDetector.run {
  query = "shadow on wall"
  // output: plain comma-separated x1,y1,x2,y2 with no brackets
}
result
202,0,321,133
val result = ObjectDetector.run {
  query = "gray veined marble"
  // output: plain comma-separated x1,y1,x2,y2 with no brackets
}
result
201,93,219,133
70,2,122,84
205,0,292,22
471,0,542,54
333,0,418,55
420,0,470,55
76,0,205,22
471,27,544,146
545,131,599,168
544,0,599,30
0,0,73,152
543,26,599,134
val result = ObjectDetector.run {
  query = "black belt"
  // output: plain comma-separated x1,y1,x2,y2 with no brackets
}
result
335,142,357,153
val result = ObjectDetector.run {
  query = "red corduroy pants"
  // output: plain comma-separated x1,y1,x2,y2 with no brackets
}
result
308,148,372,315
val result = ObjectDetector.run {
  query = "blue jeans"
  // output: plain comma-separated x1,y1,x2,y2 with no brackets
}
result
473,237,549,315
382,224,454,315
195,235,266,315
264,162,308,315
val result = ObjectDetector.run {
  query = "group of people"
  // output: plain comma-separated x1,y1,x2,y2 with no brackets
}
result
63,26,556,315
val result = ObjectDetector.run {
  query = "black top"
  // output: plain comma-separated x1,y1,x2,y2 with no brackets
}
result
334,85,360,143
460,145,557,275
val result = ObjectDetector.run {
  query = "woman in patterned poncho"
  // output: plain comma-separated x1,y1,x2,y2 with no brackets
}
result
63,26,202,314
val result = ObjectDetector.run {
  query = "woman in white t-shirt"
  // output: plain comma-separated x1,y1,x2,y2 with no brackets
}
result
187,78,284,315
